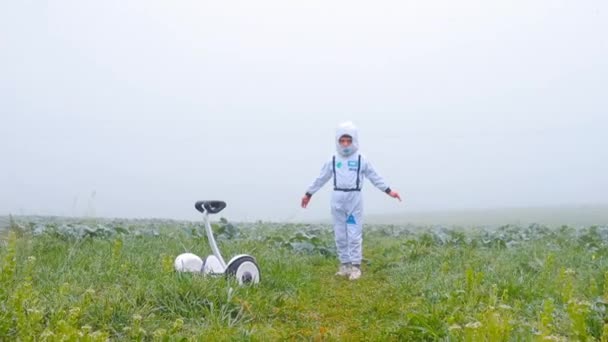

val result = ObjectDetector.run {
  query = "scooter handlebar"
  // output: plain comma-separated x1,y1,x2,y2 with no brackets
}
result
195,201,227,214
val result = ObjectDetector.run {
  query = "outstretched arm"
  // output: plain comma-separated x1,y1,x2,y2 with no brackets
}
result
301,160,333,208
364,159,402,202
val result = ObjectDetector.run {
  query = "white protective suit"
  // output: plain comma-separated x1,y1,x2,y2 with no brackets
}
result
305,122,392,265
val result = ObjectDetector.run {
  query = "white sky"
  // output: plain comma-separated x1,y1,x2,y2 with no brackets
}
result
1,0,607,221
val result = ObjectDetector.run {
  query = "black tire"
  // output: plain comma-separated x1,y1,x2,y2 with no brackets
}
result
226,256,261,285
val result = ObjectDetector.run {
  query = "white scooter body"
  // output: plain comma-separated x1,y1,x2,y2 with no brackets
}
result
175,201,260,285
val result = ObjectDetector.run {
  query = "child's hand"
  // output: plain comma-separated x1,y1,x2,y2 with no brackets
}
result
301,195,311,208
389,190,402,202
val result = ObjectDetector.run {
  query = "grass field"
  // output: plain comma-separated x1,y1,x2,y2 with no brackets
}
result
2,215,608,340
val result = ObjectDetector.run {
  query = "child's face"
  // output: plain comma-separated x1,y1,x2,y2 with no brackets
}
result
339,135,353,147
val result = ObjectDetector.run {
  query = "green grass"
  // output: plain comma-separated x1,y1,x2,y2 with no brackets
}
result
2,221,608,341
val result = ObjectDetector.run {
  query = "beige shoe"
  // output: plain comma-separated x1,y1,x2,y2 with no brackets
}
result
349,267,361,280
335,264,351,277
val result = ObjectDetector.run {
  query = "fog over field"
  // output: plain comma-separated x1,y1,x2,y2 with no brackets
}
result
1,1,606,223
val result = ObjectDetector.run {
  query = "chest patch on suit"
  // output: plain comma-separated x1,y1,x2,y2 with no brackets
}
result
333,154,362,191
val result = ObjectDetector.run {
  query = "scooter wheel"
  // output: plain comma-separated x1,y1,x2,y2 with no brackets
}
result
226,256,260,285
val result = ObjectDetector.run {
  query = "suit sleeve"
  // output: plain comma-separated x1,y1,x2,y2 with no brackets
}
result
363,158,391,193
305,160,333,196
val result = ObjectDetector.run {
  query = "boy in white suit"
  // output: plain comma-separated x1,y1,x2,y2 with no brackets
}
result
301,121,402,280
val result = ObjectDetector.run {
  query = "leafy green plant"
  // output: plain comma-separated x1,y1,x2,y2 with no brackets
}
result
2,216,608,340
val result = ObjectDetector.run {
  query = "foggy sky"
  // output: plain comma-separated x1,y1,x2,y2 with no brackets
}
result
1,0,607,222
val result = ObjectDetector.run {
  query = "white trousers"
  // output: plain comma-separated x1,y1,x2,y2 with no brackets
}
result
331,191,363,264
